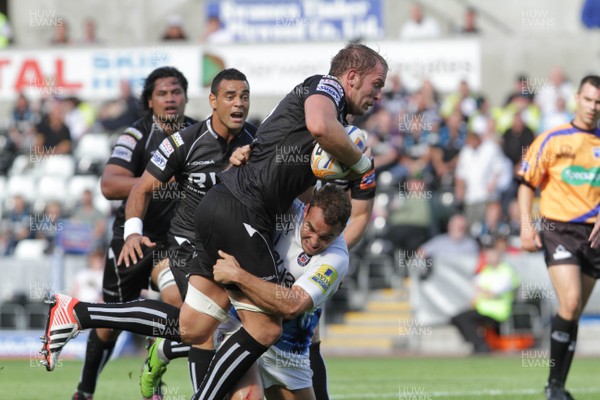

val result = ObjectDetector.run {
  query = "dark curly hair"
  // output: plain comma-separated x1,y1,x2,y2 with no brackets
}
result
141,66,188,112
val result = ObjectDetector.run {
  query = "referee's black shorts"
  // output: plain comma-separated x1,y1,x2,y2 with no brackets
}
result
540,219,600,279
189,184,280,289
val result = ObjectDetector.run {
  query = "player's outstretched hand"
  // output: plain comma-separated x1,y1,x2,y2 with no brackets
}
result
589,213,600,248
213,250,243,285
229,145,251,167
118,234,156,267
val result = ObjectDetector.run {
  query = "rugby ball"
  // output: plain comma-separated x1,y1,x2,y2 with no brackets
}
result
311,125,367,180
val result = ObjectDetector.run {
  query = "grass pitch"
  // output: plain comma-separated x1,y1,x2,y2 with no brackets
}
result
1,355,599,399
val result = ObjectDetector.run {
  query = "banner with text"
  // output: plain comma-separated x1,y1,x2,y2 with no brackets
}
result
0,39,480,100
206,0,384,42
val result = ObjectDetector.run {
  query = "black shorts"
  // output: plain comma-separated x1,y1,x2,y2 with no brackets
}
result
540,219,600,278
102,237,167,303
189,184,280,288
165,233,195,299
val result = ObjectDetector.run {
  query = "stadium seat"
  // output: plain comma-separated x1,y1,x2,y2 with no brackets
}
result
36,155,76,178
13,239,48,259
0,302,27,330
63,175,99,211
75,133,112,174
38,175,68,202
26,302,50,329
6,175,37,203
8,154,35,177
93,176,113,215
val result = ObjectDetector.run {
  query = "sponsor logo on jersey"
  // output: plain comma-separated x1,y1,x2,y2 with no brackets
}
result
111,146,132,162
172,132,184,147
124,127,143,140
316,84,341,106
520,160,530,173
552,244,572,260
189,160,215,166
159,139,175,157
309,264,338,293
297,252,311,267
561,166,600,186
151,151,167,170
593,147,600,158
556,145,575,159
320,77,343,93
116,134,137,150
360,170,376,190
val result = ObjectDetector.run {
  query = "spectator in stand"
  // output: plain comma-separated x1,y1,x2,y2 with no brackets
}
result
382,74,410,117
501,111,535,210
430,110,467,190
451,236,520,354
50,19,71,45
441,80,478,120
455,124,512,229
540,97,574,133
70,248,105,303
0,11,12,47
363,108,402,175
63,96,96,145
97,80,141,133
70,189,107,251
201,15,234,44
387,178,433,263
81,18,102,45
471,201,511,248
399,2,441,40
416,213,479,278
0,195,33,255
34,201,65,254
8,93,38,153
455,7,480,35
536,67,575,116
162,15,188,41
400,88,441,180
33,99,72,155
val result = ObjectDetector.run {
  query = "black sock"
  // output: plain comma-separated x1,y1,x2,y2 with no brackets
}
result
560,323,578,385
188,347,215,393
309,341,329,400
163,340,191,361
548,315,576,384
192,327,268,400
73,299,181,341
76,329,116,394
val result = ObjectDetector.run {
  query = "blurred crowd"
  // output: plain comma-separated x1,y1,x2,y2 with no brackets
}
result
354,67,576,258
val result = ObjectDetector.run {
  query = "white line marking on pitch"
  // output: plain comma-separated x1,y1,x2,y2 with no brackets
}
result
331,387,600,398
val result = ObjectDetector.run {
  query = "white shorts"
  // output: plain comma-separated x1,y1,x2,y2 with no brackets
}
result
257,346,312,390
214,313,313,391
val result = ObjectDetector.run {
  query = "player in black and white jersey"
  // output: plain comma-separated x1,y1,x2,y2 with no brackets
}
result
117,68,255,398
69,67,197,400
181,43,388,400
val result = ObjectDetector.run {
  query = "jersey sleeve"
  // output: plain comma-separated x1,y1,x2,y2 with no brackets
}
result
145,131,186,182
306,75,345,110
107,126,145,173
348,167,376,200
293,244,349,308
517,133,550,188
